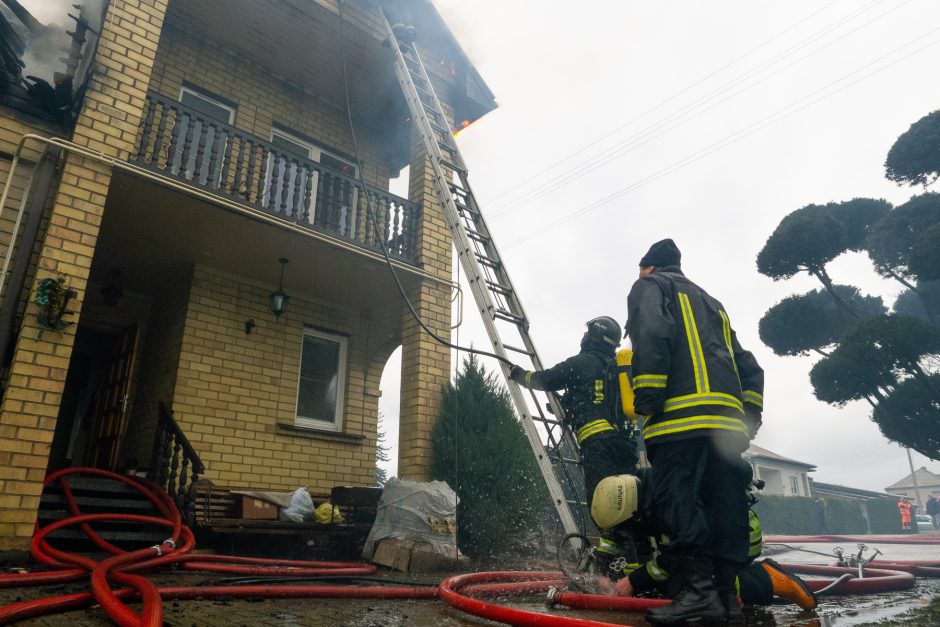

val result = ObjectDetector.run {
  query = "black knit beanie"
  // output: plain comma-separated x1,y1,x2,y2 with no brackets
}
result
639,238,681,268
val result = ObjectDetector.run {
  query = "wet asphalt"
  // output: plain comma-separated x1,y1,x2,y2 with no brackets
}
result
1,537,938,625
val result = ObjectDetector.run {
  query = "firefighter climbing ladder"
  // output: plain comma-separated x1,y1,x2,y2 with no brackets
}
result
383,16,584,535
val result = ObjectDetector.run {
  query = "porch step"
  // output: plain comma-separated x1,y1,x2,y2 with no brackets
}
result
38,475,168,553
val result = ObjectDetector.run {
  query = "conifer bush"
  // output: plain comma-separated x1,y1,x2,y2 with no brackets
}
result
429,356,549,559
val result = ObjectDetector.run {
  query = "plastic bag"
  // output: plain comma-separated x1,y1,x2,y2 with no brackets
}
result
279,486,314,523
313,501,344,524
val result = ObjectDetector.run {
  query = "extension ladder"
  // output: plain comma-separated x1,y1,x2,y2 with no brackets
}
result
382,15,585,535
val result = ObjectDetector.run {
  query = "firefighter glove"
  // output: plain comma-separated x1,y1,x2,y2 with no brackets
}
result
509,364,525,383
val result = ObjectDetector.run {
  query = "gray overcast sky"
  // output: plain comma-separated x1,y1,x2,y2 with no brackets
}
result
383,0,940,493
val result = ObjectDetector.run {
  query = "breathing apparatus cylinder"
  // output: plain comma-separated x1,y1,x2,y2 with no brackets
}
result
616,348,638,422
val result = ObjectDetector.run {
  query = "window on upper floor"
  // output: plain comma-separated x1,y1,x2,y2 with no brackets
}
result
263,127,359,234
790,476,799,495
295,327,347,432
170,85,236,188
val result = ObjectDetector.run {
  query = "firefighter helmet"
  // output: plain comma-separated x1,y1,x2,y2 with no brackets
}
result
586,316,622,348
591,474,641,530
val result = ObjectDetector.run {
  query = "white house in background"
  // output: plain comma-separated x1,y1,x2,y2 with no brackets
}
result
744,444,816,497
885,467,940,508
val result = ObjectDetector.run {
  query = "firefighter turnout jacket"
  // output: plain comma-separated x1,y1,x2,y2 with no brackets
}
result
513,348,615,443
626,266,763,445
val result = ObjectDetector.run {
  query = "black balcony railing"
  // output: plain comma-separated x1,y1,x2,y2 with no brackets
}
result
132,92,421,263
149,403,205,526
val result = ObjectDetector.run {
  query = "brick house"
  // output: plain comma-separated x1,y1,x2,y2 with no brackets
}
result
0,0,495,552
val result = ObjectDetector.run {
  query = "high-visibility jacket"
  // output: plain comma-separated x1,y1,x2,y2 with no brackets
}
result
898,500,912,523
626,266,763,445
515,346,616,440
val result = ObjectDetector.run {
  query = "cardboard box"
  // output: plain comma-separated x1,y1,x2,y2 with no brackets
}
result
371,538,464,572
238,495,279,520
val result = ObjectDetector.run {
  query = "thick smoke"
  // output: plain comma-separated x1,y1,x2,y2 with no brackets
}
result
18,0,107,84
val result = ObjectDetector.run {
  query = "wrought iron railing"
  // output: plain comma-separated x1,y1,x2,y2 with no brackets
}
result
148,402,205,526
132,92,421,262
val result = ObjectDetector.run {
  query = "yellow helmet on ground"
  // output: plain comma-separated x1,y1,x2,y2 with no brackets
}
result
591,474,641,530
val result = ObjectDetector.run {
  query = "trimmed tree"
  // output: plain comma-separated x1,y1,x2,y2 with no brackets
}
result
757,110,940,459
885,109,940,187
429,356,549,559
759,286,885,357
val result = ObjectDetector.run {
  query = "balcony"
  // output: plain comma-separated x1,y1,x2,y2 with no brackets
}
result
131,92,421,265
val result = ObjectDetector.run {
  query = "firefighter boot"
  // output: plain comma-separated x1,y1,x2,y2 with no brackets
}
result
723,592,744,625
761,559,817,610
645,559,726,625
717,563,743,624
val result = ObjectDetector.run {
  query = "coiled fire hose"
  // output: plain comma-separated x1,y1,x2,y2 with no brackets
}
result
0,469,923,626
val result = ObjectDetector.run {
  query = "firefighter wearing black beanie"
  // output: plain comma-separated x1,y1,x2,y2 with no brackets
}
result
624,239,765,625
638,238,681,269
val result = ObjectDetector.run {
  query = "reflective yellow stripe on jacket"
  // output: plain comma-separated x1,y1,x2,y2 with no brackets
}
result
748,509,763,558
643,415,748,440
577,419,615,444
633,374,667,389
662,391,743,414
678,292,709,393
645,560,669,582
743,390,763,409
719,309,739,379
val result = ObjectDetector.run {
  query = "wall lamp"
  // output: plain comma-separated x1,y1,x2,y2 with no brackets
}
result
270,257,289,319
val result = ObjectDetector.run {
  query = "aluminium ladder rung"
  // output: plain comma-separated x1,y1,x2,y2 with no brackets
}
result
465,229,490,244
494,309,526,325
502,343,535,357
474,254,500,269
444,161,469,177
484,280,513,298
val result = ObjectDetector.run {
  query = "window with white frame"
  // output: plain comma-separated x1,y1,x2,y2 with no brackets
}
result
172,86,235,187
263,128,358,231
295,328,347,431
790,475,799,495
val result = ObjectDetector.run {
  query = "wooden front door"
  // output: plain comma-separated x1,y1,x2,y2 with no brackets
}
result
85,324,140,470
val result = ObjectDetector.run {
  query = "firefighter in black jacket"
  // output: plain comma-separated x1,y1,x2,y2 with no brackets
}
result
509,316,640,566
626,239,764,625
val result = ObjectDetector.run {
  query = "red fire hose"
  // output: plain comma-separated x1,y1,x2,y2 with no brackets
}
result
0,468,928,626
438,571,639,627
782,564,916,594
765,534,940,545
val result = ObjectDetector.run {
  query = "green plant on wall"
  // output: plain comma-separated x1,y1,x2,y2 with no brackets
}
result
34,275,74,336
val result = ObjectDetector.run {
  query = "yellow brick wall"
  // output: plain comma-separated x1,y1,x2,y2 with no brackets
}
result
398,121,453,479
167,264,401,492
147,19,394,189
0,0,466,549
120,270,192,468
0,0,169,551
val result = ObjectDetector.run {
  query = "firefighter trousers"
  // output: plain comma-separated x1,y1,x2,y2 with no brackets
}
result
646,433,750,592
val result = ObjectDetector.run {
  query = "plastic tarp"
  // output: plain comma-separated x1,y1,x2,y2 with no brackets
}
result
362,478,459,560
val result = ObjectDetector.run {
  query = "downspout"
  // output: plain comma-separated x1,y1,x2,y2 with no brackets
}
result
0,146,60,368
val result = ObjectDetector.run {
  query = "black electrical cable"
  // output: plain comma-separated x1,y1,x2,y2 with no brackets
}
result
337,0,510,368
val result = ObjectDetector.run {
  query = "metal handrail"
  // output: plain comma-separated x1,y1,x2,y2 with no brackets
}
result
149,402,205,524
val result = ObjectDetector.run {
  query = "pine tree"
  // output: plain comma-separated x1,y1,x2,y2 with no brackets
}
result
374,412,390,487
429,356,549,559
